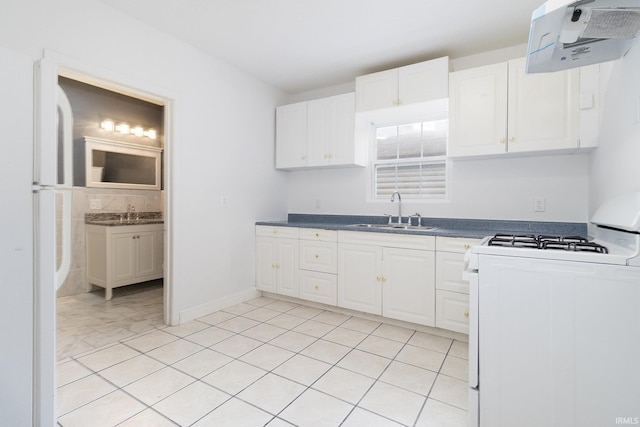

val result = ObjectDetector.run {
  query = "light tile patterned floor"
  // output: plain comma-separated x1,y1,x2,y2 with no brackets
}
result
57,284,469,426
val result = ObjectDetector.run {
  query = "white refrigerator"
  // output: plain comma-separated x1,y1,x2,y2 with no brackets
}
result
0,48,71,426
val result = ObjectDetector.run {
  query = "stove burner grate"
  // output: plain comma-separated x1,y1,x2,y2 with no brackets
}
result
488,233,608,253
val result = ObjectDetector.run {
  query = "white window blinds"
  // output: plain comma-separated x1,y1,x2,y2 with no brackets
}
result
373,120,448,199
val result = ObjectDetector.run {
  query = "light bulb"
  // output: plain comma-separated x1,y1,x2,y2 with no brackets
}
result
131,126,144,137
100,119,115,131
116,123,129,134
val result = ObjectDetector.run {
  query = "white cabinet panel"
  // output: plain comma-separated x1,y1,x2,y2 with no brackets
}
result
337,243,382,315
300,240,337,274
356,57,449,112
448,57,581,158
382,247,435,326
275,102,307,169
276,93,364,170
435,290,469,334
436,251,470,294
255,234,299,298
300,270,337,306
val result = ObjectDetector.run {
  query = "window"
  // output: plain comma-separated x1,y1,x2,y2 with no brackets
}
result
372,119,448,199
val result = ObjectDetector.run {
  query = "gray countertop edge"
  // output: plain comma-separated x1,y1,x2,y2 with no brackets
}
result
256,214,588,240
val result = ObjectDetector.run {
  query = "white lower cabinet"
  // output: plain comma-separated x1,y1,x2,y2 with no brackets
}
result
298,228,338,305
255,226,299,297
255,226,479,334
337,231,436,326
434,236,482,333
86,223,164,300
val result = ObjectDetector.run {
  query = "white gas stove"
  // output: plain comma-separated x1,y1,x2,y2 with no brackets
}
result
467,193,640,427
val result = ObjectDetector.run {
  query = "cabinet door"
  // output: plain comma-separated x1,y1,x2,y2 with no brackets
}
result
355,68,398,112
256,237,276,293
111,232,136,283
382,247,435,326
306,97,332,167
276,102,307,169
398,57,449,105
338,243,382,315
327,92,355,165
507,58,579,153
448,62,508,157
136,230,163,277
275,238,299,297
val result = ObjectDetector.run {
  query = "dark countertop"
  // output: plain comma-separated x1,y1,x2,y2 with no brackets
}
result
256,214,588,239
85,212,164,227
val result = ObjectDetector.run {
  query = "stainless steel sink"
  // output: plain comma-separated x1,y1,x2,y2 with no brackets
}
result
348,223,435,230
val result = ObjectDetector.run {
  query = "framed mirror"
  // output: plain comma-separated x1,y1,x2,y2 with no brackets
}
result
85,137,162,190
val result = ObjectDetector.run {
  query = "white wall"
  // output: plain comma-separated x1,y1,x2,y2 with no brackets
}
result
589,47,640,215
0,0,289,356
287,153,589,222
286,45,591,223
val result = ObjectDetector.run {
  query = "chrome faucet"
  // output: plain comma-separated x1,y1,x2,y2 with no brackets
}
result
391,191,402,224
126,204,135,221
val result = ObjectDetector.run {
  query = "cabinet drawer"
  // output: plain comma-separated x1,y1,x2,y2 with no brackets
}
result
300,270,337,306
299,228,337,242
300,240,337,274
435,290,469,334
435,236,483,253
338,230,435,250
256,225,299,239
436,251,469,294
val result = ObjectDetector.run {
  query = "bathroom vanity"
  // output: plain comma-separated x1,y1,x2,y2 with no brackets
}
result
85,218,164,300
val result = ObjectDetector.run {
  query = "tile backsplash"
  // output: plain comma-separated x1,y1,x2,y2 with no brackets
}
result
56,187,164,297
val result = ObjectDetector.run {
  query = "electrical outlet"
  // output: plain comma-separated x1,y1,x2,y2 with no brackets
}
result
315,199,321,209
89,199,101,210
220,196,228,207
534,197,546,212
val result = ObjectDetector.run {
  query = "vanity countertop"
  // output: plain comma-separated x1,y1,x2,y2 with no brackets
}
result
85,212,164,227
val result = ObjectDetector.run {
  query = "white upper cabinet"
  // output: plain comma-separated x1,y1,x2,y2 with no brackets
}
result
276,93,365,170
275,101,307,169
307,93,359,167
355,57,449,112
448,57,582,158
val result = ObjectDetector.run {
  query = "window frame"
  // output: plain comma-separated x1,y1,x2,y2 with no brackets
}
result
368,120,450,202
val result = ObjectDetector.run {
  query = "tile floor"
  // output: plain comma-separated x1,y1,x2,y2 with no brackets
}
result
57,285,469,426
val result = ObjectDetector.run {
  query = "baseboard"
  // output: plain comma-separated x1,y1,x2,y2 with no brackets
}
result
178,287,261,323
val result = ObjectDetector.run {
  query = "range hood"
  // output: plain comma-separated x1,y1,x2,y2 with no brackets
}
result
526,0,640,73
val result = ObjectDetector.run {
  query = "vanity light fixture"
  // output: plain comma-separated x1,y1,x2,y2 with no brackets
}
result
100,119,157,139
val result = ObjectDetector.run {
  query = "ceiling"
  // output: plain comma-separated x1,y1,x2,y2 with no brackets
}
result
98,0,544,94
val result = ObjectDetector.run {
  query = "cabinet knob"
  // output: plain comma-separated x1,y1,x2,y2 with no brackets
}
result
464,244,470,249
315,254,319,259
314,285,319,290
376,276,381,281
464,311,469,317
500,137,506,143
315,233,319,237
509,136,515,142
